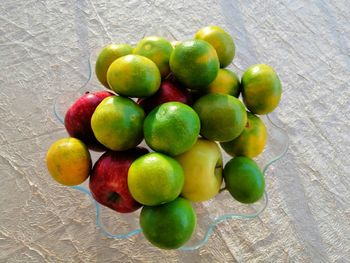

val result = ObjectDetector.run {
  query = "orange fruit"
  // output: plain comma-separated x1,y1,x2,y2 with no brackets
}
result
133,36,173,78
46,138,91,186
127,152,184,206
206,68,240,97
193,93,247,142
241,64,282,115
169,39,219,90
220,112,267,158
91,96,145,151
107,54,161,97
195,26,235,68
224,156,265,204
140,197,196,249
143,102,200,156
95,44,133,88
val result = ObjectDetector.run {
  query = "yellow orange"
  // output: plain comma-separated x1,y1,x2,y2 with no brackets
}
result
46,138,91,186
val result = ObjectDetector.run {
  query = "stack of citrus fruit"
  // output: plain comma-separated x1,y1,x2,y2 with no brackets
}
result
46,25,282,249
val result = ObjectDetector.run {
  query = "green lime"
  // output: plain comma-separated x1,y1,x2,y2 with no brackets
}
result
143,102,200,156
127,152,184,206
95,44,133,88
169,39,219,90
223,156,265,204
91,96,145,151
206,68,240,97
140,197,196,249
241,64,282,115
221,112,267,158
133,36,173,78
107,54,161,97
193,93,247,142
195,25,235,68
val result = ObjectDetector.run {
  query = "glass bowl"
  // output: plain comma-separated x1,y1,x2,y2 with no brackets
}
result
53,43,289,251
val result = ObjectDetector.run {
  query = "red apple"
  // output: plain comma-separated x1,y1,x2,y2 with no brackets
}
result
137,79,192,113
64,90,113,151
89,147,149,213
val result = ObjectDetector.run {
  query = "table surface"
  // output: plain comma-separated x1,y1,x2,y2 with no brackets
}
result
1,0,349,262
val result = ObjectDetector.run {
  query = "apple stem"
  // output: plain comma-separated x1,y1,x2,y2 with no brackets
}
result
219,186,227,193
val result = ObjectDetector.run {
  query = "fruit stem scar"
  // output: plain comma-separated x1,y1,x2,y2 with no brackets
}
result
107,192,121,203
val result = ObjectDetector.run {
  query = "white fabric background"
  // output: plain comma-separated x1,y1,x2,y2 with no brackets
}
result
0,0,349,262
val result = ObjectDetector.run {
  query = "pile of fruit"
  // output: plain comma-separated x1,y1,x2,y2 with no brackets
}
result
46,25,282,250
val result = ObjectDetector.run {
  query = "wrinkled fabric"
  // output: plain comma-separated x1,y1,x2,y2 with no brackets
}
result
0,0,349,262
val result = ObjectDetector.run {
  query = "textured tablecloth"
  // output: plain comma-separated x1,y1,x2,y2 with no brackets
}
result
0,0,349,262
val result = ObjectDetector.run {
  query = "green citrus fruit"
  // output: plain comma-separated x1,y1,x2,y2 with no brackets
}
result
193,93,247,142
46,138,91,186
127,152,184,206
143,102,200,156
107,54,161,97
194,25,235,68
241,64,282,115
91,96,145,151
169,39,219,90
223,156,265,204
220,112,267,158
95,44,133,88
140,197,196,249
133,36,173,78
206,68,240,97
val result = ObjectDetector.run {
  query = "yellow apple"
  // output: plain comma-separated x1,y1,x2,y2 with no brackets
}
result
175,138,223,202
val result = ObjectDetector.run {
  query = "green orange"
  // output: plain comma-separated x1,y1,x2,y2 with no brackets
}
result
127,152,184,206
95,44,133,88
169,39,219,90
46,138,91,186
241,64,282,115
143,102,200,156
223,156,265,204
206,68,240,97
91,96,145,151
193,93,247,142
220,112,267,158
140,197,196,249
133,36,173,78
107,54,161,97
194,25,235,68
